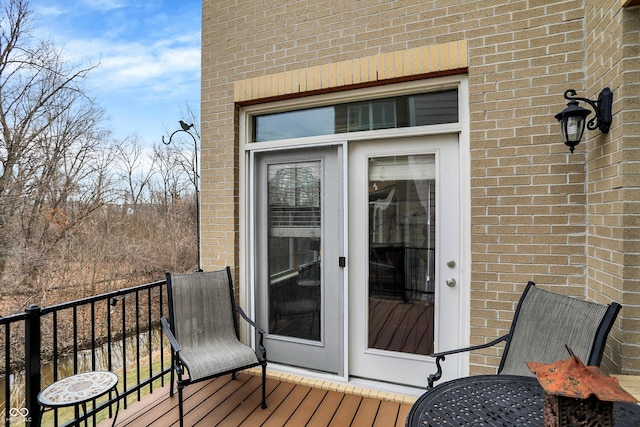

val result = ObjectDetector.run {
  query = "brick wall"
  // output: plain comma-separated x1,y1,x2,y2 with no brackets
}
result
583,1,640,374
466,0,590,374
201,0,640,375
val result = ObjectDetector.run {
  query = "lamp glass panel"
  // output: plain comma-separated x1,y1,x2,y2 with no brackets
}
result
565,115,585,143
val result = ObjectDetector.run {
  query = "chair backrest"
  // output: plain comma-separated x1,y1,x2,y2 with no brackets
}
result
166,267,239,350
499,281,621,377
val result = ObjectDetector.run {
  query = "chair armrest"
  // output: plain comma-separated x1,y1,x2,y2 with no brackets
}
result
237,307,267,361
427,334,508,389
160,316,181,352
237,306,266,335
431,334,508,359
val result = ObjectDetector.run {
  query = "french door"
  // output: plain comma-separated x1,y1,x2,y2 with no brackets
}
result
348,135,461,387
253,145,344,374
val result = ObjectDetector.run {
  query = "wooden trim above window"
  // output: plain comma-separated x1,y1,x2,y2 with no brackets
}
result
234,40,468,106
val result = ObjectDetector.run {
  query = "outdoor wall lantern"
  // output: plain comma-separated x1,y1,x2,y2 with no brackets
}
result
555,88,613,153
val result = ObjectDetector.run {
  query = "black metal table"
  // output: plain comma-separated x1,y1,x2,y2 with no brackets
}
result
406,375,640,426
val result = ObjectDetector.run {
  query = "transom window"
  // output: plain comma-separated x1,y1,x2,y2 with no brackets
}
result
252,89,458,142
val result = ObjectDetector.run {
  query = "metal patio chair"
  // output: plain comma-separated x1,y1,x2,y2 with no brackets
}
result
161,267,267,426
427,281,621,388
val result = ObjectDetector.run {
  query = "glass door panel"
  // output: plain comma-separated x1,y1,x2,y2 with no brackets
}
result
267,161,321,341
368,155,435,355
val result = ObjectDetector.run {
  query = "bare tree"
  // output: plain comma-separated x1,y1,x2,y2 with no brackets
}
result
114,136,156,207
0,0,113,287
151,143,190,206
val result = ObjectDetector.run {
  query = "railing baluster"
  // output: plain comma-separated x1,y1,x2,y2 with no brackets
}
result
121,294,127,410
91,301,96,371
135,291,141,401
24,305,41,427
107,298,114,421
52,311,59,427
160,285,166,387
72,306,78,374
4,322,11,427
107,299,113,373
91,301,97,425
52,311,58,382
147,288,153,395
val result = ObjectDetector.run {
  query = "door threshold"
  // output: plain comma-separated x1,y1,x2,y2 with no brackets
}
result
348,376,425,398
261,363,424,403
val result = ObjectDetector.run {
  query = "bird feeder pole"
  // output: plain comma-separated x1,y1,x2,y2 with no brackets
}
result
163,121,201,271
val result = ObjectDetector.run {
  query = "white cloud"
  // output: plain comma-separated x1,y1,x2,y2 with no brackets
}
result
27,0,201,143
32,5,67,17
80,0,127,11
61,36,200,94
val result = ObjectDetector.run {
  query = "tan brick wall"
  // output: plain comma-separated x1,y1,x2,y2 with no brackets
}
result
466,0,591,375
584,1,640,374
201,0,639,376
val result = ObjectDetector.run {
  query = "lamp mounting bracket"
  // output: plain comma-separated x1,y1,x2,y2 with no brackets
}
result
562,88,612,133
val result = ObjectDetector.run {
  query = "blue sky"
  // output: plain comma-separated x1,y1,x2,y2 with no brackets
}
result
29,0,201,145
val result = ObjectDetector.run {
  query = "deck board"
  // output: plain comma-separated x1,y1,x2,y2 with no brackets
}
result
283,387,328,426
262,383,311,427
215,377,268,426
307,390,344,425
328,393,361,426
101,373,414,426
236,380,297,426
395,401,412,427
349,397,380,426
374,400,402,427
198,375,259,425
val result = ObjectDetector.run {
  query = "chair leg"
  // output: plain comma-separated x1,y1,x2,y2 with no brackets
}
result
260,362,267,409
169,366,175,396
178,386,184,427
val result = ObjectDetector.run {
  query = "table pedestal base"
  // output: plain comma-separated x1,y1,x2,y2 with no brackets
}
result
543,393,613,427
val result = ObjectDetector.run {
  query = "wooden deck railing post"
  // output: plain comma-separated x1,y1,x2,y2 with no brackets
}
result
25,304,41,427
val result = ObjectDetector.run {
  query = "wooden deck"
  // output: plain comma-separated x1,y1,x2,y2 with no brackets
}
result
99,371,416,426
97,371,640,427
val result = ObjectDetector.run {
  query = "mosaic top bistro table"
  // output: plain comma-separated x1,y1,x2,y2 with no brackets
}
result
405,374,640,426
38,371,119,427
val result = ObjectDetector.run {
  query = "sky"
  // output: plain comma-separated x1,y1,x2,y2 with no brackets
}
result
28,0,201,145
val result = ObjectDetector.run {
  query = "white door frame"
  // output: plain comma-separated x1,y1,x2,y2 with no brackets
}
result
238,77,471,384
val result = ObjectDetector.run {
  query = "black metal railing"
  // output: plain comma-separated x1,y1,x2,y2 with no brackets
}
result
1,279,171,426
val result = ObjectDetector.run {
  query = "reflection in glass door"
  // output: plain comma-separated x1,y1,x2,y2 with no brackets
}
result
368,155,435,355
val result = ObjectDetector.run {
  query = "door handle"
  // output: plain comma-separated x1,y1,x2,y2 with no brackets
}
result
445,278,456,288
